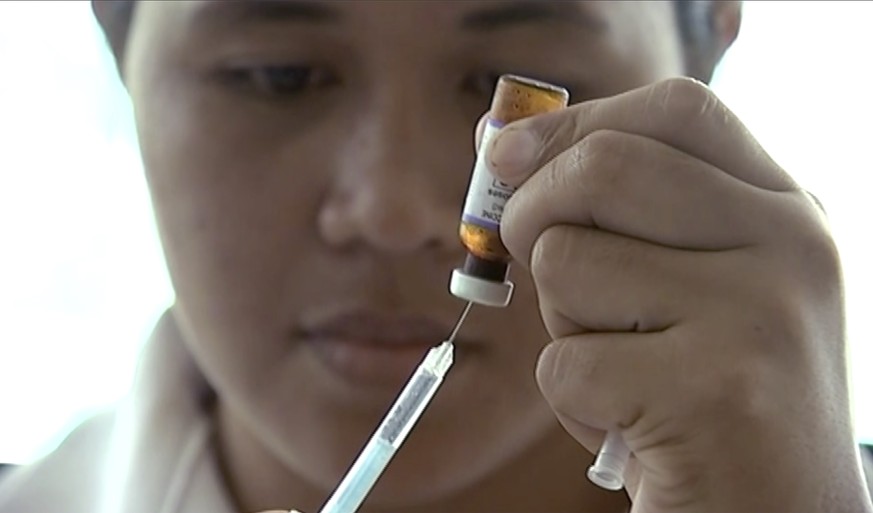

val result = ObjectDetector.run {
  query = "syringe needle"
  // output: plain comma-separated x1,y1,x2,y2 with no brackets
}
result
446,301,473,344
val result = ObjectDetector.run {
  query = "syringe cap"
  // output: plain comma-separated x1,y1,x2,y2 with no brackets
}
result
450,268,514,308
587,456,626,491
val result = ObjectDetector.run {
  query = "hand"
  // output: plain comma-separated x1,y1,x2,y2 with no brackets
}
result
485,78,873,512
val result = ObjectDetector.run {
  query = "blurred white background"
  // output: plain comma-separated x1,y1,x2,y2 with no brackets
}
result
0,1,870,464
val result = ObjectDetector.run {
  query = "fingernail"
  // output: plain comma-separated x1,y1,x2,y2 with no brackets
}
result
487,128,538,182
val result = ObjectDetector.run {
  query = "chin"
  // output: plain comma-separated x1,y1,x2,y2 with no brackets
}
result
340,421,546,509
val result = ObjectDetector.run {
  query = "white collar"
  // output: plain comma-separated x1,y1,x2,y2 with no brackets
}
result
98,312,235,513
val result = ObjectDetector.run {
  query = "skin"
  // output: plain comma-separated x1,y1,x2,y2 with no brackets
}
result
98,1,873,512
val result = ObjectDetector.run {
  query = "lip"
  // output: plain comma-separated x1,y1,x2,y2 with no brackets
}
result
298,310,465,387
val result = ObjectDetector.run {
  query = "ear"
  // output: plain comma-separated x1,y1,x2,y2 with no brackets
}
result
711,0,742,61
91,0,134,68
682,0,742,83
701,0,742,82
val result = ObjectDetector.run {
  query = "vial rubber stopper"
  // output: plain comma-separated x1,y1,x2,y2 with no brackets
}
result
449,268,514,308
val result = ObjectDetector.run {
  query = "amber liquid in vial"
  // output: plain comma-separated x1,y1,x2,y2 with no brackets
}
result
459,75,570,282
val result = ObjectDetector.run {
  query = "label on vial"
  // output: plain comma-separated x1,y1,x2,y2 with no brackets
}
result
461,119,513,231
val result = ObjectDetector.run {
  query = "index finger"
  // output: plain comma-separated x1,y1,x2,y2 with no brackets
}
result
485,77,798,193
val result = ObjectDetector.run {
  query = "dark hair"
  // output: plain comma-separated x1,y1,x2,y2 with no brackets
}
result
96,1,723,82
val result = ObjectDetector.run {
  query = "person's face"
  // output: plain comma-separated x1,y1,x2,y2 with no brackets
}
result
125,0,685,505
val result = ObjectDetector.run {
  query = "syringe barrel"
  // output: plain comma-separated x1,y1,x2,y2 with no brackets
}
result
317,437,394,513
317,343,454,513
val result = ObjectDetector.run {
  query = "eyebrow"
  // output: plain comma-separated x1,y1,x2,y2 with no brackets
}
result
190,0,342,30
461,1,608,33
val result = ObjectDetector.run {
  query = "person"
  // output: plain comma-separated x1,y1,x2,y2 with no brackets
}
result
1,1,871,512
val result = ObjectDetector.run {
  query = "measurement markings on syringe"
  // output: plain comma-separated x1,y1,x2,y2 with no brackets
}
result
380,372,439,444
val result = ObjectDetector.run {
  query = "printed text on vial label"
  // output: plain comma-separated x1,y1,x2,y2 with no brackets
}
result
461,122,515,230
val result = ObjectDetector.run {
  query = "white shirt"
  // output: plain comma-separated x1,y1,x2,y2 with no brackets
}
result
1,312,871,512
0,313,236,513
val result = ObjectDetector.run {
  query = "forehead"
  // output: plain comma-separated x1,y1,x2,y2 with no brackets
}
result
137,1,677,40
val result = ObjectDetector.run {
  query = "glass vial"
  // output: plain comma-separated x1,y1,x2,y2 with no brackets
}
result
450,75,569,307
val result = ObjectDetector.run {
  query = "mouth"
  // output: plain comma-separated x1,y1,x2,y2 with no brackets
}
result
296,309,471,388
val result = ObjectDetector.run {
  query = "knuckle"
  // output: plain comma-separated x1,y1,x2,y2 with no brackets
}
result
682,300,811,424
742,288,810,361
539,151,575,198
792,226,842,288
576,129,629,200
802,189,829,218
500,189,538,265
529,110,582,166
530,225,573,289
674,334,774,425
697,360,773,426
579,129,627,159
537,338,601,417
655,76,720,124
772,192,842,299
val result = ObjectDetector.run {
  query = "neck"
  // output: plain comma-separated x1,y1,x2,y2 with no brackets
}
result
214,400,630,513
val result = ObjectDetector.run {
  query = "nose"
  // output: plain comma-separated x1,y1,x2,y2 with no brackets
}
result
318,101,461,255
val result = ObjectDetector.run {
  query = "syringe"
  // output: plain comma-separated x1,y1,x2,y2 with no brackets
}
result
587,430,631,491
313,302,473,513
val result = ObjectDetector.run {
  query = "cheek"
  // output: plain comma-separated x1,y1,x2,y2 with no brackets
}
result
133,83,336,357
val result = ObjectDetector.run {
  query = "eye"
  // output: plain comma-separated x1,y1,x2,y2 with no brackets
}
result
461,71,503,97
215,64,337,97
